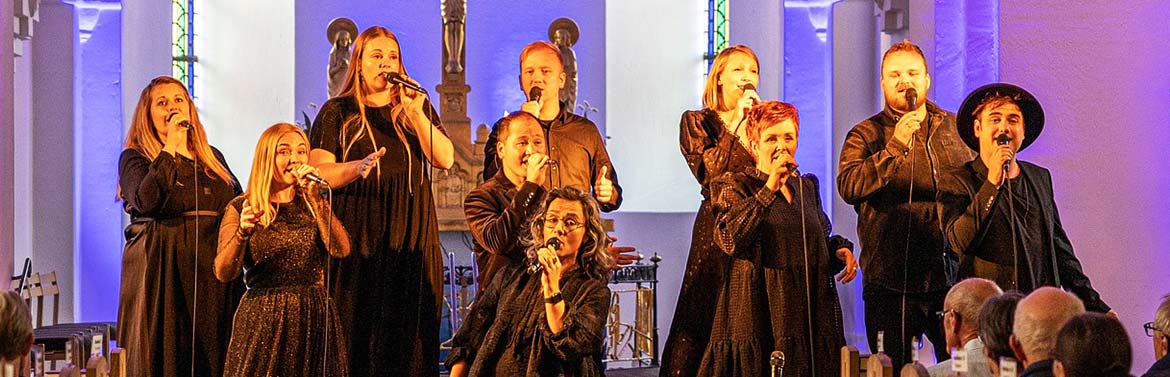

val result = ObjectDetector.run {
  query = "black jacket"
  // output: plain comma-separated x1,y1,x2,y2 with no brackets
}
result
482,103,622,212
463,172,548,289
943,159,1111,312
837,101,976,293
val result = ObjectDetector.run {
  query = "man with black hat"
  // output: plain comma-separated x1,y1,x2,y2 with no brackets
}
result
945,83,1112,315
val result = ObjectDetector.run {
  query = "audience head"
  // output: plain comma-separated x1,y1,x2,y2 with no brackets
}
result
1051,313,1131,377
0,291,33,362
942,278,1003,351
527,187,613,280
980,291,1025,376
1152,294,1170,360
1010,287,1086,367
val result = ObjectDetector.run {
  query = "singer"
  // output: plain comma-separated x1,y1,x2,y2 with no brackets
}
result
836,40,975,368
699,101,857,377
480,41,623,212
663,45,762,377
943,83,1113,314
116,76,243,377
464,112,550,289
215,123,351,376
446,187,613,377
307,26,454,376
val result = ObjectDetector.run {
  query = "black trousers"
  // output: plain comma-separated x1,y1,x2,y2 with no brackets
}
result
863,287,950,369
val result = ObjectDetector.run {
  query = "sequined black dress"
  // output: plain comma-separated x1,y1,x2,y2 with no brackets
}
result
661,109,756,376
220,194,348,377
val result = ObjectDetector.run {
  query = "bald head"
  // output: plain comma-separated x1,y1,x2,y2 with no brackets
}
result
1013,287,1085,364
947,278,1003,328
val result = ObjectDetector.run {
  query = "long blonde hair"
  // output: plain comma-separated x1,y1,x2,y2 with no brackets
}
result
335,26,420,176
702,45,759,113
120,76,234,199
244,123,318,227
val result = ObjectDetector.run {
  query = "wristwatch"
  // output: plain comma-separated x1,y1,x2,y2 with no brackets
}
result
543,292,564,304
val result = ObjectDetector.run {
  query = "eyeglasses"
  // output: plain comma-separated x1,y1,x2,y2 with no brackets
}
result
1145,322,1161,337
543,217,584,232
936,308,956,320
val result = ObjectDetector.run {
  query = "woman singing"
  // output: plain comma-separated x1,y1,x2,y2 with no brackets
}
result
446,187,613,377
307,26,454,376
662,45,763,376
215,123,350,376
700,101,858,377
116,76,242,377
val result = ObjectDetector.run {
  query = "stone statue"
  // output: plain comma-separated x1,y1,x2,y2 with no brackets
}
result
442,0,467,74
326,18,358,98
548,18,580,109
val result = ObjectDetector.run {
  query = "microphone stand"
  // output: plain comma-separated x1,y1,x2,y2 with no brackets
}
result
1003,159,1020,290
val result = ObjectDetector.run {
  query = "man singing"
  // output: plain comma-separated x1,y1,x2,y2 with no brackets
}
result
481,41,622,212
944,83,1112,315
837,40,976,368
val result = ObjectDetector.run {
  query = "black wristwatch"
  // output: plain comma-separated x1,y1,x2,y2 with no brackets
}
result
543,292,564,304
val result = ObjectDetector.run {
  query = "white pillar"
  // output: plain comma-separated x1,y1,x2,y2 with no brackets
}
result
121,0,172,133
729,0,783,100
1,0,15,278
30,0,78,322
831,0,880,351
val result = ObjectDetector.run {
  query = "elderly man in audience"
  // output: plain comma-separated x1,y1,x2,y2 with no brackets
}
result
1051,313,1131,377
1009,287,1085,377
977,292,1026,377
929,278,1003,377
1144,295,1170,377
1,291,34,370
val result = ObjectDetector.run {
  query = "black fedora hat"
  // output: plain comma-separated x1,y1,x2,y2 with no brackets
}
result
957,83,1045,152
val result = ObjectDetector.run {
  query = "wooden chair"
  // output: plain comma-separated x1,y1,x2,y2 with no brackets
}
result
866,352,893,377
900,362,930,377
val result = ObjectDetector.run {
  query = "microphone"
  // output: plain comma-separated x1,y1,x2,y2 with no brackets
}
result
771,149,800,177
770,351,785,377
742,83,760,105
528,238,562,274
528,86,543,103
905,87,918,111
383,73,428,94
995,133,1013,172
165,112,193,129
304,172,329,186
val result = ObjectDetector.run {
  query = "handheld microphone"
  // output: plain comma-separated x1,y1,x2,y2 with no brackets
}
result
383,73,428,94
304,172,329,186
528,238,562,274
165,112,193,129
770,351,785,377
742,83,760,105
772,149,800,177
528,86,543,103
905,87,918,111
995,133,1013,172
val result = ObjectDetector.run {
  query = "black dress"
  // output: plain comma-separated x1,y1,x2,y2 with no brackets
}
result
661,109,756,376
220,194,348,377
309,96,446,376
446,267,611,376
116,148,243,377
700,170,851,377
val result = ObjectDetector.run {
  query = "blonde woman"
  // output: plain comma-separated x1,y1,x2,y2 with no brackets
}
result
662,45,763,376
215,123,350,376
116,76,242,377
307,25,454,376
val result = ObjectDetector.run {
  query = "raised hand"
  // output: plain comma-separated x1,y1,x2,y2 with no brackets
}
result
353,147,387,179
525,152,550,186
594,165,616,204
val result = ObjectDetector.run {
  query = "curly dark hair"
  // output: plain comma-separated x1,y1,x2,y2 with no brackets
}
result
524,186,613,280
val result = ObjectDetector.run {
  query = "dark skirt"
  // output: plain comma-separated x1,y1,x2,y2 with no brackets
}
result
660,199,729,377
